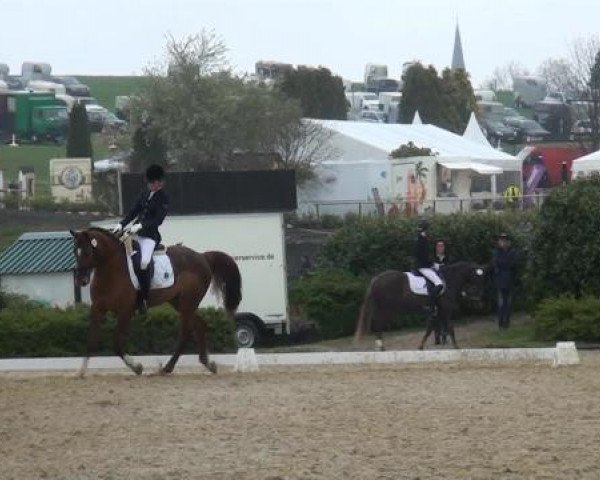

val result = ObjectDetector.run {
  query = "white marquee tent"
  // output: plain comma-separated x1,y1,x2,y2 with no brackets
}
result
462,112,492,148
298,120,521,215
571,149,600,178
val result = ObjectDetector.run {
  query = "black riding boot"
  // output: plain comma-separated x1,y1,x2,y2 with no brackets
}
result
137,268,151,315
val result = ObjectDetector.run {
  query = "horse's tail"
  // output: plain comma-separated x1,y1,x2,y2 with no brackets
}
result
204,251,242,314
354,280,375,344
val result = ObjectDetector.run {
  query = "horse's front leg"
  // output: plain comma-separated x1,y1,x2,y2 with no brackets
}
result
160,310,193,375
418,308,435,350
115,308,143,375
78,305,106,378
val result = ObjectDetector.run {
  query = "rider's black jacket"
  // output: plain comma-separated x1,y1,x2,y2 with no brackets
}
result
120,189,169,244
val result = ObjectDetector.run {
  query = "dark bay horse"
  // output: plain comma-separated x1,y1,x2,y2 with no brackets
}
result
354,262,487,351
70,227,242,377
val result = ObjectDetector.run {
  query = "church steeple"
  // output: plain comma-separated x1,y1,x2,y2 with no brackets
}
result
451,23,465,70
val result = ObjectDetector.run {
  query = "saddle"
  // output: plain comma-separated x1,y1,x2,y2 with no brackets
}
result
408,270,445,297
124,238,174,291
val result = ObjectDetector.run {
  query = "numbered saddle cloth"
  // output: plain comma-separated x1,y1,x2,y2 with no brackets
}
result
406,272,447,296
126,251,175,290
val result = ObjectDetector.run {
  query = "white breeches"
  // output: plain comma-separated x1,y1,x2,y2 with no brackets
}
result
418,268,443,286
137,236,156,270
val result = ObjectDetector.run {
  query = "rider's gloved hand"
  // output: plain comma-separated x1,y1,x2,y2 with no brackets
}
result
130,223,143,234
112,223,123,234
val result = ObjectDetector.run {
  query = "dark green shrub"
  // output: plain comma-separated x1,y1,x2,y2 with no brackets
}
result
533,295,600,342
289,269,367,339
0,296,234,357
527,177,600,303
317,213,529,276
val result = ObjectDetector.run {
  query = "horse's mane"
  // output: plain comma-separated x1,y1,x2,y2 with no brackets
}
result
86,227,123,249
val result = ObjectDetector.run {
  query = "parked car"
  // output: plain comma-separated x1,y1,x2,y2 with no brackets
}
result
359,110,385,123
85,104,127,132
51,76,90,97
503,117,551,143
481,118,519,144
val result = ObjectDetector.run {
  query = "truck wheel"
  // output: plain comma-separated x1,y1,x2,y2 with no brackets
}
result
235,319,259,348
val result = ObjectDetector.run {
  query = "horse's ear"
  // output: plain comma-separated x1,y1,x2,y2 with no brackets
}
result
69,229,76,237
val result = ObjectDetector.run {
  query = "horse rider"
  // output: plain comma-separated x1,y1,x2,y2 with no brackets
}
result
432,239,450,271
415,220,444,301
113,164,169,314
432,238,450,344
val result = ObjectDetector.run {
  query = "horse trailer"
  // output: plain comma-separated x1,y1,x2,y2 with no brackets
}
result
158,212,289,348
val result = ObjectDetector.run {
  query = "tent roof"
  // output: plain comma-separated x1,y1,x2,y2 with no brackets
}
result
462,112,492,147
438,160,502,175
311,119,519,169
572,149,600,172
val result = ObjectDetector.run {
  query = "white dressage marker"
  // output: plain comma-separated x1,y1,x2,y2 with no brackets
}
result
553,341,580,366
233,348,259,373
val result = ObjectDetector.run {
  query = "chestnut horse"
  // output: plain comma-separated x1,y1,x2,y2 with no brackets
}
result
354,262,487,351
70,227,241,377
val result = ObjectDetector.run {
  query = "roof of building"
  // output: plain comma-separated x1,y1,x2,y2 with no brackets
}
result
0,231,75,275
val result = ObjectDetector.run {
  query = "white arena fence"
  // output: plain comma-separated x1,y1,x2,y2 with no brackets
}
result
0,342,579,373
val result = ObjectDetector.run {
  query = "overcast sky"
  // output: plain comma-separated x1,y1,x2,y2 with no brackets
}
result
2,0,599,87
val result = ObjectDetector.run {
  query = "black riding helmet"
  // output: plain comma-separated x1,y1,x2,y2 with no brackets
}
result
146,164,165,182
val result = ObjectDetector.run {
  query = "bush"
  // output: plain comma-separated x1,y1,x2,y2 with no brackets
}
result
317,213,530,276
533,295,600,342
527,177,600,303
289,269,367,339
0,295,235,357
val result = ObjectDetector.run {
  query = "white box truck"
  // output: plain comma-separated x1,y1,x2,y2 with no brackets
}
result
159,212,289,348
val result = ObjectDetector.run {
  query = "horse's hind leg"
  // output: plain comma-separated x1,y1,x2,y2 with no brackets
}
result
160,311,193,375
418,316,435,350
192,311,217,374
115,310,143,375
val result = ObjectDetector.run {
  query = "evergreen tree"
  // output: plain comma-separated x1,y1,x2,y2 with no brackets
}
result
400,63,476,133
279,66,348,120
66,103,93,159
130,122,167,173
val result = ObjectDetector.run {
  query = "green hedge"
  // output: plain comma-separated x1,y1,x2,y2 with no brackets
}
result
527,177,600,303
0,296,235,357
316,213,531,276
534,295,600,342
289,269,368,339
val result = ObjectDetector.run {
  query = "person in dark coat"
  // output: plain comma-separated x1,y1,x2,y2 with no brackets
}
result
493,232,517,329
113,164,169,314
415,220,444,298
432,239,450,271
432,239,450,344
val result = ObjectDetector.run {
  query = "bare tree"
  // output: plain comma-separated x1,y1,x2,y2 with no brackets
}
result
536,57,579,97
569,35,600,150
268,120,339,182
485,61,530,91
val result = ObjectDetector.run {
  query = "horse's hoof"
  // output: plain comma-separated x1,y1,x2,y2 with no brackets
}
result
208,361,218,374
418,344,424,351
133,363,144,376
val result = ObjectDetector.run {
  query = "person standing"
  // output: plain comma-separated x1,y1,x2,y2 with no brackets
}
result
493,233,517,329
113,164,169,314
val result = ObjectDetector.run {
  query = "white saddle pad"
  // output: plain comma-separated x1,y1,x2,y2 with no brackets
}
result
126,251,175,290
406,272,430,295
406,272,447,296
